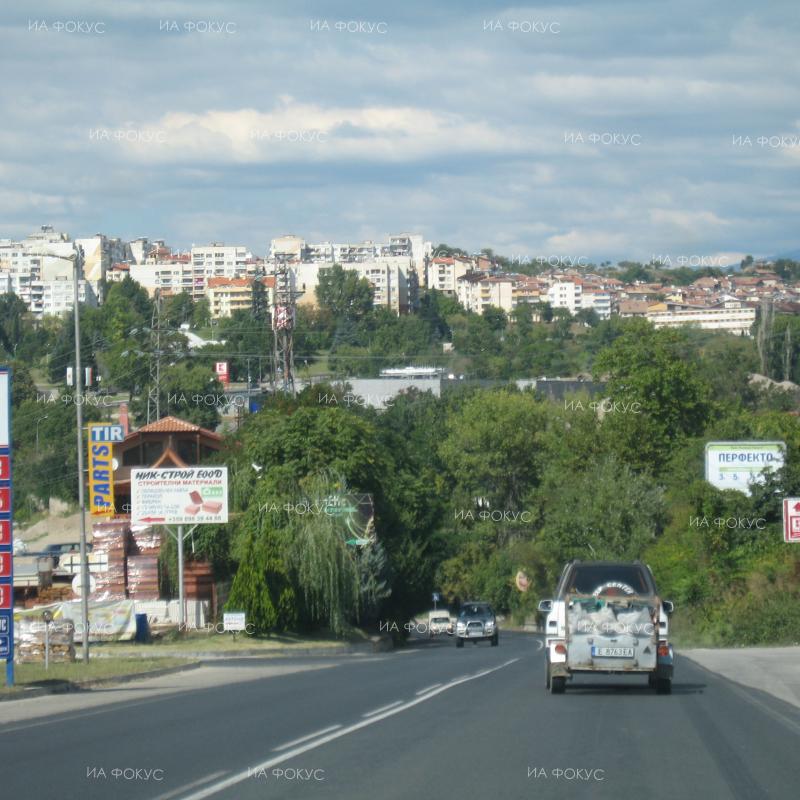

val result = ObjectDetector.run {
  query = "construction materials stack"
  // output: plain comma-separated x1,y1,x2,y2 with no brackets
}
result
16,618,76,663
90,520,129,599
184,561,214,602
127,556,159,600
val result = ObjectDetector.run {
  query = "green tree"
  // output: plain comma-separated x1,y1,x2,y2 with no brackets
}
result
316,264,374,325
594,320,712,473
226,531,278,633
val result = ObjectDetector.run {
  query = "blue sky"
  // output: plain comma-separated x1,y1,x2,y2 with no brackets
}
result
1,0,799,263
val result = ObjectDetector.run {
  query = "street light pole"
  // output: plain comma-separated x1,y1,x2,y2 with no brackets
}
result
73,248,90,664
35,415,48,453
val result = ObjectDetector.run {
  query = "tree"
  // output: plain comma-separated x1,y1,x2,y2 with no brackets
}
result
226,531,279,633
163,292,194,327
315,264,374,325
593,320,712,473
482,306,507,332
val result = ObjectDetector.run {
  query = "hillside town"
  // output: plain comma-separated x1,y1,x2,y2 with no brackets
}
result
2,225,798,336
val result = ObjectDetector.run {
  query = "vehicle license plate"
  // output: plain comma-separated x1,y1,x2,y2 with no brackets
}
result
592,646,634,658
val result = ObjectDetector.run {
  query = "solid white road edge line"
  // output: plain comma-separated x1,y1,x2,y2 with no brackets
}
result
177,658,520,800
415,683,442,695
273,724,343,751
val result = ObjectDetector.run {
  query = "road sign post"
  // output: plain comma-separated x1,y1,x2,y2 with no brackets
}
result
130,468,228,631
0,367,14,686
782,499,800,543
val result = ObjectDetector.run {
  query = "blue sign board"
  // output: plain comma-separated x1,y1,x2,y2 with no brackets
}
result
0,367,13,684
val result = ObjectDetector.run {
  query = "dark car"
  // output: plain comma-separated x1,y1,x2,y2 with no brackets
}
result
455,601,499,647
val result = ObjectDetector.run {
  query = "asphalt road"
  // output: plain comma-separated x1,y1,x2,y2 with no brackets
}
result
2,631,800,800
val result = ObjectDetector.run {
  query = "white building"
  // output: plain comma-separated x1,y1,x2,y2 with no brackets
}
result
646,301,756,335
190,243,254,279
76,235,132,287
457,273,515,314
29,277,97,317
547,280,583,314
581,288,612,320
0,226,75,308
427,256,472,295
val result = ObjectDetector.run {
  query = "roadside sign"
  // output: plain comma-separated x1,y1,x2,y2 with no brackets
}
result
0,367,13,681
782,499,800,543
131,467,229,525
89,424,124,442
705,441,785,494
87,422,116,515
223,612,246,632
215,362,230,386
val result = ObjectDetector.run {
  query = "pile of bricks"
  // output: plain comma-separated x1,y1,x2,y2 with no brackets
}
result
90,521,129,600
127,556,159,600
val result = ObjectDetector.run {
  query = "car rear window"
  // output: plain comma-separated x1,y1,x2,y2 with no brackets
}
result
567,565,651,595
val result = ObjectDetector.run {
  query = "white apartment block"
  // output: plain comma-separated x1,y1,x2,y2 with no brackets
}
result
457,273,515,314
646,302,756,335
191,243,255,278
547,280,583,314
581,288,612,319
75,234,132,285
29,277,97,318
427,256,472,295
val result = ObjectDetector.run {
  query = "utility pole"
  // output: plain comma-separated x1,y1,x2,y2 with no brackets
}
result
147,290,163,423
73,246,90,664
271,254,297,395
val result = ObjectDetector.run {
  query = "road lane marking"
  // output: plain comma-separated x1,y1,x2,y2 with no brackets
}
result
273,725,342,751
415,683,442,695
151,771,228,800
177,657,520,800
362,701,403,717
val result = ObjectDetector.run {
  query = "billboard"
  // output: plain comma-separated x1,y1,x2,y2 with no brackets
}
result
87,423,117,515
0,367,13,668
705,441,785,495
215,361,230,386
131,467,229,525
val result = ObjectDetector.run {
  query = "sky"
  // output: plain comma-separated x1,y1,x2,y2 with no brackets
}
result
1,0,799,264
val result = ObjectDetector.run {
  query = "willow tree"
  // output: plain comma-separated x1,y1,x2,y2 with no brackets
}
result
286,471,364,636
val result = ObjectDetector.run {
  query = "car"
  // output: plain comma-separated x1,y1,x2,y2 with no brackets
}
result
13,538,28,555
539,560,674,694
427,611,452,637
454,601,499,647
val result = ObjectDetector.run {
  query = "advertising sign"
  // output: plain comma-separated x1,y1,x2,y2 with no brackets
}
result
131,467,229,525
0,367,13,669
87,423,116,516
215,361,230,386
782,499,800,543
705,441,785,495
223,612,246,632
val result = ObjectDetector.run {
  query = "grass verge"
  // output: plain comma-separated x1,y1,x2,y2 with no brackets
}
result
0,657,191,696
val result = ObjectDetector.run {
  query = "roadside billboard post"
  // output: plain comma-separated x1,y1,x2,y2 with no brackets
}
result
131,467,228,629
0,367,14,686
705,441,785,495
87,423,123,516
782,499,800,543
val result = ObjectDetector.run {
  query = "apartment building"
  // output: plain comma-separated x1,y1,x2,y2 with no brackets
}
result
29,277,97,317
190,244,255,280
646,301,756,335
547,280,583,314
456,273,515,314
75,234,132,285
426,256,472,295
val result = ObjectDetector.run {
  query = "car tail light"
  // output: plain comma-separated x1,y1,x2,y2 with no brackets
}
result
554,643,567,655
658,643,670,657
